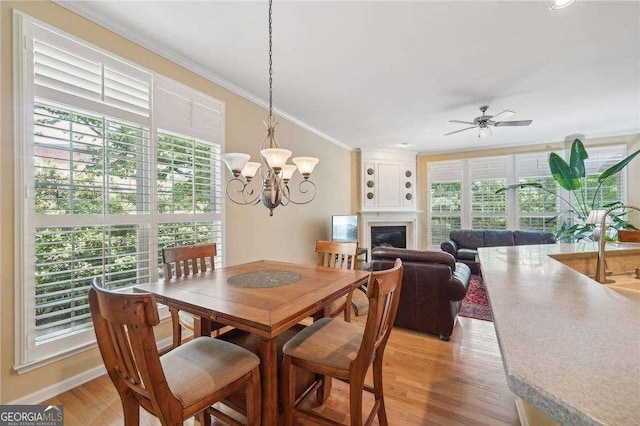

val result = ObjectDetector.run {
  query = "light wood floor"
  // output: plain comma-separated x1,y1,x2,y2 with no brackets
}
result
44,316,519,425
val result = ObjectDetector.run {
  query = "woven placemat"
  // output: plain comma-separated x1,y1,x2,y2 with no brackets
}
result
227,270,301,288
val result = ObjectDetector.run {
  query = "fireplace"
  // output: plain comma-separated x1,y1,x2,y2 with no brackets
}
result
359,211,418,259
371,226,407,249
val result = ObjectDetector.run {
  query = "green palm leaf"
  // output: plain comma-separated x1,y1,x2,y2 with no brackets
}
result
569,139,588,178
549,153,581,191
598,149,640,182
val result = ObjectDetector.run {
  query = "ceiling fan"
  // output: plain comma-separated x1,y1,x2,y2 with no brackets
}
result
445,106,532,138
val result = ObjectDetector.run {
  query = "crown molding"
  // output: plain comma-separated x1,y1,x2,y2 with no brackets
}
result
52,1,353,151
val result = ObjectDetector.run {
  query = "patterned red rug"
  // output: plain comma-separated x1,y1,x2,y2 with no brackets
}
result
459,275,493,321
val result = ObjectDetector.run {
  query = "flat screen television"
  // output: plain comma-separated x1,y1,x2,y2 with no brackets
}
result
331,214,358,243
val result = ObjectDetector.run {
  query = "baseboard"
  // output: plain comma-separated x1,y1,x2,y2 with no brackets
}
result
7,336,173,405
7,364,107,405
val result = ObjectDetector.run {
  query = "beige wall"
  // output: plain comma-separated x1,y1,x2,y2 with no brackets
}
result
0,1,353,403
417,134,640,248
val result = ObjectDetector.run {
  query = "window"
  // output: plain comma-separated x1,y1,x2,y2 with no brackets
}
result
428,161,462,245
16,15,224,369
469,157,507,230
515,152,561,233
426,147,628,247
33,104,151,344
581,145,627,211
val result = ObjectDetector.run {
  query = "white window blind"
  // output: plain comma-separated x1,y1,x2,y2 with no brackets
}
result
515,152,561,233
31,23,151,124
16,15,225,369
34,104,151,215
153,77,225,277
154,76,224,144
469,157,507,229
582,144,627,212
35,225,150,342
427,161,462,247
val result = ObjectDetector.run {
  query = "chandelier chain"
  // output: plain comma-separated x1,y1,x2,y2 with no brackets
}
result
268,0,273,119
221,0,318,216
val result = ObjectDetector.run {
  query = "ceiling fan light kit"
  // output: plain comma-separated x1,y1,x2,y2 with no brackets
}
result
444,105,532,138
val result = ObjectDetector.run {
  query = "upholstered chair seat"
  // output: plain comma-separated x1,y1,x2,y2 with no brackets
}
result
160,338,259,406
283,318,364,370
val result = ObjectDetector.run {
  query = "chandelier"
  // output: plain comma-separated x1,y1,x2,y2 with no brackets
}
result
222,0,319,216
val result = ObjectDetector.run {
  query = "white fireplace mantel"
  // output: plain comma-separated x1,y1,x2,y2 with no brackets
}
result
359,211,419,259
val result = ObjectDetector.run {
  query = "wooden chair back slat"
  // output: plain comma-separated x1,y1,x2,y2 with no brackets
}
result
162,243,217,280
110,322,142,387
315,240,357,270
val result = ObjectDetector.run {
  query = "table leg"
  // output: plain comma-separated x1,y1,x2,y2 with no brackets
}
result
256,337,278,425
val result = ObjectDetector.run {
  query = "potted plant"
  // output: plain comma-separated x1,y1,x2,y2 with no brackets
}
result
497,139,640,242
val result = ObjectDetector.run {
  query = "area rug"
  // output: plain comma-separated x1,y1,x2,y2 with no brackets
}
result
459,275,493,321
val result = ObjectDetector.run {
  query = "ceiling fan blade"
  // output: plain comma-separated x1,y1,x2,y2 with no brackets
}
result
444,126,476,136
449,120,476,125
489,110,515,122
494,120,532,127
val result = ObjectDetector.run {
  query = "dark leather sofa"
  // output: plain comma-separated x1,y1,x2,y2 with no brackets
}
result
370,247,471,341
440,229,556,273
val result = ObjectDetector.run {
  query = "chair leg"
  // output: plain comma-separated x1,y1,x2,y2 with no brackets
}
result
121,394,140,426
170,307,181,348
281,355,296,426
196,410,211,426
349,379,364,426
373,357,388,426
246,367,261,426
344,292,353,323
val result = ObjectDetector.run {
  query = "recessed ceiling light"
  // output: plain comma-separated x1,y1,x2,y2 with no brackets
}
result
550,0,576,10
398,143,411,148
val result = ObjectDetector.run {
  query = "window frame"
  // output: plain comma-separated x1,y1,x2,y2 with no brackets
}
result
13,12,225,372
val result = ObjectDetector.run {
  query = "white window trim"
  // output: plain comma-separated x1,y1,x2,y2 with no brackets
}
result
13,11,226,372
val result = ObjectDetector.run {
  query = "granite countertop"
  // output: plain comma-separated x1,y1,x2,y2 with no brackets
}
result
478,242,640,426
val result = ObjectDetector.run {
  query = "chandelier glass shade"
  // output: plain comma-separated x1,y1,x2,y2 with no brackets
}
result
222,0,319,216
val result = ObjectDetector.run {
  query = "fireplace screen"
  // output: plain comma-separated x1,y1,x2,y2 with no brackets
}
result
371,226,407,249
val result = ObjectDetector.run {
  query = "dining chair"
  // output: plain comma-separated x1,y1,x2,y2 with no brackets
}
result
281,258,403,426
162,243,225,348
316,240,359,322
618,230,640,242
88,281,261,426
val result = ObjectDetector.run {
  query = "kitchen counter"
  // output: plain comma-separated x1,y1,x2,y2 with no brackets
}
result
478,242,640,425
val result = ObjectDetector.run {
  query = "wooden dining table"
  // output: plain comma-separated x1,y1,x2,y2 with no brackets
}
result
134,259,370,424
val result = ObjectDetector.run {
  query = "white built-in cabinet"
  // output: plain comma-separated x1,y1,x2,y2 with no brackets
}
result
360,149,417,211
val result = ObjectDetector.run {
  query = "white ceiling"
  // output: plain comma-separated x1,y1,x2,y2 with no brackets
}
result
57,1,640,154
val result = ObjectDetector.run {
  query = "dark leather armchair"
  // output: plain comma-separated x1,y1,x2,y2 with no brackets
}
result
370,247,471,341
